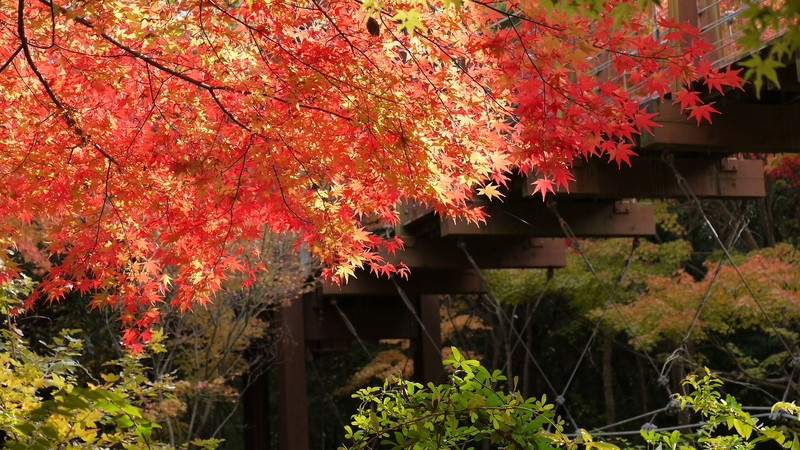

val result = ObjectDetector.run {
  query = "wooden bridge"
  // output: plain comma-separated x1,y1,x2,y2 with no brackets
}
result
246,1,800,446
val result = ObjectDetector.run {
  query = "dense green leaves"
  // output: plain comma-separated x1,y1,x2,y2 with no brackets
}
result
737,0,800,96
642,372,795,450
342,346,575,449
342,349,800,450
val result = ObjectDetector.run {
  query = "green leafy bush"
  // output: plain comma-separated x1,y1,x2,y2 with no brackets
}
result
342,348,798,450
341,347,581,450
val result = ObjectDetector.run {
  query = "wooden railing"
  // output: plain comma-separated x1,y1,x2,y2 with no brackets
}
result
592,0,787,94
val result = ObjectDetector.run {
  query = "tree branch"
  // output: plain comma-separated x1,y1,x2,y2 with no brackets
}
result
0,44,22,74
18,0,120,165
36,0,353,123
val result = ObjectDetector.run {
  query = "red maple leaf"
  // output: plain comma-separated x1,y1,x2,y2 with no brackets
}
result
603,140,637,168
531,177,556,200
673,89,702,113
687,103,721,125
704,68,744,94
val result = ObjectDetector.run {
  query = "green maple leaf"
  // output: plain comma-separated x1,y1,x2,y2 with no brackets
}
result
738,53,784,98
393,9,425,36
609,2,635,27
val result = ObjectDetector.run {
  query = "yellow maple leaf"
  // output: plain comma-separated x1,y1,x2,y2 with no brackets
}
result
477,183,504,201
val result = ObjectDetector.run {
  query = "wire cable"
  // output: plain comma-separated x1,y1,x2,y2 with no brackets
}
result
560,238,641,402
591,406,668,432
663,153,795,357
576,411,798,438
547,201,667,390
457,239,582,432
331,299,373,360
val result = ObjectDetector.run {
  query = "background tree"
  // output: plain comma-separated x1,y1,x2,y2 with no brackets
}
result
316,180,800,445
2,229,308,448
147,231,309,446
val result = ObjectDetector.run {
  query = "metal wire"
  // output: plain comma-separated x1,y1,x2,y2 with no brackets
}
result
331,299,373,359
547,201,667,389
591,406,668,432
457,239,582,432
559,238,641,402
662,154,796,358
577,411,798,437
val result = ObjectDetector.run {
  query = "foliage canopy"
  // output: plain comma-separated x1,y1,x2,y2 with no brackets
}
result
0,0,743,341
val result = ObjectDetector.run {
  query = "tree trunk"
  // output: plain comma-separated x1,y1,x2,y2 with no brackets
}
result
764,177,777,246
637,356,648,415
671,343,694,426
603,335,616,430
523,300,533,399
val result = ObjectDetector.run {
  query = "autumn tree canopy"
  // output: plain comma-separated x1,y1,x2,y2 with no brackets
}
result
0,0,741,343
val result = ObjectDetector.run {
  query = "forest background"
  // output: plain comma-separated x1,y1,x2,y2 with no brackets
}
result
3,0,800,447
8,164,800,449
7,159,800,449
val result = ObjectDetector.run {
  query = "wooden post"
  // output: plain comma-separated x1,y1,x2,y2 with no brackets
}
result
415,295,445,386
244,371,271,450
276,292,310,450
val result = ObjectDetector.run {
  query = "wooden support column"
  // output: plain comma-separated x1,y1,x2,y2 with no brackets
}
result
415,295,445,386
244,371,271,450
276,293,310,450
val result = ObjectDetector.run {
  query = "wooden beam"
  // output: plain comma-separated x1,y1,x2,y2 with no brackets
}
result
382,237,566,269
437,200,655,237
524,157,765,198
638,101,800,153
320,269,488,296
304,296,419,341
398,200,435,228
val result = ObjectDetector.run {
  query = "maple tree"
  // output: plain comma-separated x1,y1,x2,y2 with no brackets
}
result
601,243,800,396
0,0,743,344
